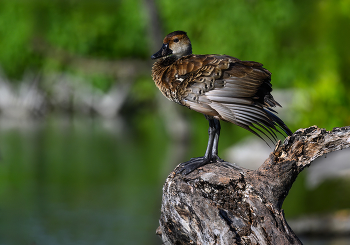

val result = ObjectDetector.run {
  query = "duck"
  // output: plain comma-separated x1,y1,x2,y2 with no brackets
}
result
151,30,292,175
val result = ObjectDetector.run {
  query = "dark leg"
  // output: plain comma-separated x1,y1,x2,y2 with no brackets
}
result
211,118,224,162
176,117,224,175
203,118,216,159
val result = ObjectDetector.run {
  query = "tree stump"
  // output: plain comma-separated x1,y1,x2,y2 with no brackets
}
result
156,126,350,244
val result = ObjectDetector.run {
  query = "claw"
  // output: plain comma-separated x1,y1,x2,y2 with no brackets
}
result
175,157,209,175
175,156,225,175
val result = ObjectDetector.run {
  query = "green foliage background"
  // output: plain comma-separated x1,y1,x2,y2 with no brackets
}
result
0,0,349,128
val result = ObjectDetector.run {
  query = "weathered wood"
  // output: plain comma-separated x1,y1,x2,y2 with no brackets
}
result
156,126,350,244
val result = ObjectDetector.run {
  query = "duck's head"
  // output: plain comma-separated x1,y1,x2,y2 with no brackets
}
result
151,31,192,60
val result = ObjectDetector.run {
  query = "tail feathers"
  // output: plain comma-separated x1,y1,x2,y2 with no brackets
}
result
264,109,293,136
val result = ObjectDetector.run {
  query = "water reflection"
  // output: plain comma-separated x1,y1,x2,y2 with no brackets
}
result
0,115,164,245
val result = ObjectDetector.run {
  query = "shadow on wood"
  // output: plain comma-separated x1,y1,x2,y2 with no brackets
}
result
156,126,350,245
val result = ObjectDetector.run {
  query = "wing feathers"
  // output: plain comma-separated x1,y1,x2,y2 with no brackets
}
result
206,87,256,98
209,102,236,123
184,100,218,117
153,53,292,143
205,95,253,105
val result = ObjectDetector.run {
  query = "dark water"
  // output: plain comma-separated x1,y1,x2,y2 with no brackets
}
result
0,115,349,245
0,115,165,245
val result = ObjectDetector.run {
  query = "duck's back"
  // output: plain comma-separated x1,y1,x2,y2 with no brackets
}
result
152,54,292,138
153,54,277,107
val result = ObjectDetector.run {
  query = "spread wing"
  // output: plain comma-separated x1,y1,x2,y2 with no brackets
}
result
176,55,292,143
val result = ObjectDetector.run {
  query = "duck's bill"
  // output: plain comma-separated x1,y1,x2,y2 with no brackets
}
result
151,43,173,59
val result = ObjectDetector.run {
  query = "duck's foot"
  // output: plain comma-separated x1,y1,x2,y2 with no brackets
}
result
175,155,224,175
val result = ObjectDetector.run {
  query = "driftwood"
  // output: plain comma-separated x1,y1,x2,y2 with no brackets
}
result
156,126,350,244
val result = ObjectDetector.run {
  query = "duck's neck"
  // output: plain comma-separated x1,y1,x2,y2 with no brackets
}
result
159,55,180,67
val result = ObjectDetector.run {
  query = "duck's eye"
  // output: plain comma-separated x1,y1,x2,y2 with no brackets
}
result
173,38,179,43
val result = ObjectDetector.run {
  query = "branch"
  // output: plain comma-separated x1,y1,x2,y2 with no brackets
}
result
156,126,350,245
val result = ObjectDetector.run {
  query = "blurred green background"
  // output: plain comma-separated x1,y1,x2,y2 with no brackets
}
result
0,0,350,244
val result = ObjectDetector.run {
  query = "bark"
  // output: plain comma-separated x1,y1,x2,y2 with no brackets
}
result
156,126,350,245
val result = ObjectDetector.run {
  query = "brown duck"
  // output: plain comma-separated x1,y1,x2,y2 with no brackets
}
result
151,31,292,174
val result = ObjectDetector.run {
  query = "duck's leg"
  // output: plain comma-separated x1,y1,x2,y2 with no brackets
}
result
176,116,222,175
211,118,224,162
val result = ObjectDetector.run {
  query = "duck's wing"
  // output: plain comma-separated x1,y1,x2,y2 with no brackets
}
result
178,55,292,142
